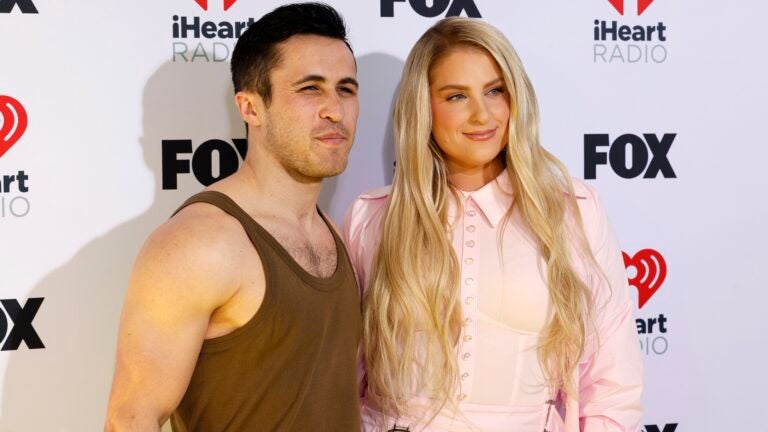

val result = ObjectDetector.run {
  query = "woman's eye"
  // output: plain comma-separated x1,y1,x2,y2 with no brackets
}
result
487,87,505,96
447,93,466,101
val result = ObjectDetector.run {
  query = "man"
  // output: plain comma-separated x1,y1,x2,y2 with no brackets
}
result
104,3,361,431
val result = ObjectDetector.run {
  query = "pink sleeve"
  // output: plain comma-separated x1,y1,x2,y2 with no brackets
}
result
341,188,389,399
342,199,365,296
576,182,644,432
341,187,389,298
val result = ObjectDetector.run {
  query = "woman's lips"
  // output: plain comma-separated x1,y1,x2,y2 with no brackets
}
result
463,128,497,141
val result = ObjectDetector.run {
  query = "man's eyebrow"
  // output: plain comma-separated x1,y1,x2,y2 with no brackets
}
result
292,75,326,87
436,77,504,92
292,75,359,89
339,77,359,89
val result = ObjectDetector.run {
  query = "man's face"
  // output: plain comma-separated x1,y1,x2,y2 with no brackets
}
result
261,34,359,180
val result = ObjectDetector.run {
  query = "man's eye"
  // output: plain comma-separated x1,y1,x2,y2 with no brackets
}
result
339,86,357,96
300,85,320,92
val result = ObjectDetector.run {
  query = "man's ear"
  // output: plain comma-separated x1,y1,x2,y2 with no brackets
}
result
235,91,264,128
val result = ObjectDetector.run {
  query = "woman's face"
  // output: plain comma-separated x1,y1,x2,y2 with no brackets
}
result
429,46,510,177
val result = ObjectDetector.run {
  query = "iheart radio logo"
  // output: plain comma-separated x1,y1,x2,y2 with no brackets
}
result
623,249,667,309
194,0,238,11
608,0,655,16
0,95,28,158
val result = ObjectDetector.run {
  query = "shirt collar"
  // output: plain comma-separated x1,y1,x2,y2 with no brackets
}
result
452,170,514,228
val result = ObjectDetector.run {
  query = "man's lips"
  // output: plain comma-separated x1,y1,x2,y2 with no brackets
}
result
463,128,497,141
316,132,347,145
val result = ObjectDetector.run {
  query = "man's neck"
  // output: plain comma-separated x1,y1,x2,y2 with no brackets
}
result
228,151,323,227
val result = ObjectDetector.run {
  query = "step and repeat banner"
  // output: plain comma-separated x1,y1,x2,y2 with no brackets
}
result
1,0,766,431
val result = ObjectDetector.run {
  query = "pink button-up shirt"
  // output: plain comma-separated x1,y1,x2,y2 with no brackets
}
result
343,172,643,432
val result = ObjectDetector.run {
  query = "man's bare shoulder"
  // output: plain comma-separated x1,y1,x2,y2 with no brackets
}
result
132,202,253,306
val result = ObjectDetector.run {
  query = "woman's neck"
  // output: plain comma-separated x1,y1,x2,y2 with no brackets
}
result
446,157,505,191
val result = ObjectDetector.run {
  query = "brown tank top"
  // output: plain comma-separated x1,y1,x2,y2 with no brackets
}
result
169,191,361,432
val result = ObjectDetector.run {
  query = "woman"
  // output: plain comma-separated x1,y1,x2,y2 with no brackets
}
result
344,18,643,432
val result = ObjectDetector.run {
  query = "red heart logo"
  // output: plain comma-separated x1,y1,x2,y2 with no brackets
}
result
193,0,238,11
607,0,656,16
608,0,625,15
0,95,28,159
622,249,667,309
637,0,655,15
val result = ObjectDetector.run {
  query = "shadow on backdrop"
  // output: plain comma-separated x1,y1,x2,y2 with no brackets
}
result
0,59,242,431
321,52,403,223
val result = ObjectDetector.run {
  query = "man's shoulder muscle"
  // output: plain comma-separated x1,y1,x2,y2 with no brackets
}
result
133,203,251,309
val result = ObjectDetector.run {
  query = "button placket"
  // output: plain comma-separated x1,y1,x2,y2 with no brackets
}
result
458,198,479,401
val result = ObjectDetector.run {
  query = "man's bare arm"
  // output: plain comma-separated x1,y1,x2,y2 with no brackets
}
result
104,215,241,431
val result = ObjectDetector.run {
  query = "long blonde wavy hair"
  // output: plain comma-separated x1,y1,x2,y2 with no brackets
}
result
363,17,597,422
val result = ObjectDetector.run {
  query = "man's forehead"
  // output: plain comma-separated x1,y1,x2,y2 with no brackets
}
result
271,35,355,78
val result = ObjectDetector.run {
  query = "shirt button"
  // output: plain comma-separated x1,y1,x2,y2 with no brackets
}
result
468,210,476,217
463,334,473,342
465,277,475,285
466,240,475,248
461,372,470,380
464,317,473,326
465,297,474,305
464,257,474,265
458,393,467,401
467,225,476,233
462,353,471,360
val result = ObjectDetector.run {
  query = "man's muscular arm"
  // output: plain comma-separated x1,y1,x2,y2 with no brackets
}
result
104,213,242,431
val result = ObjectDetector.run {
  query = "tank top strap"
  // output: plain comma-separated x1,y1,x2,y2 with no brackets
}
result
172,191,277,257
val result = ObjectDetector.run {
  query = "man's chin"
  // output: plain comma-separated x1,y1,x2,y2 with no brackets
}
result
315,157,349,178
322,164,347,178
288,162,348,183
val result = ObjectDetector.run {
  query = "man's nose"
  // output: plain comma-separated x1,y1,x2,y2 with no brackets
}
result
319,92,344,123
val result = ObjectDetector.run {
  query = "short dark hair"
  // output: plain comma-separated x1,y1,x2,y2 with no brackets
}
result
231,2,352,105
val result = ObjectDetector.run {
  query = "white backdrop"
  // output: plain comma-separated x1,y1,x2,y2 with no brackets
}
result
1,1,767,431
